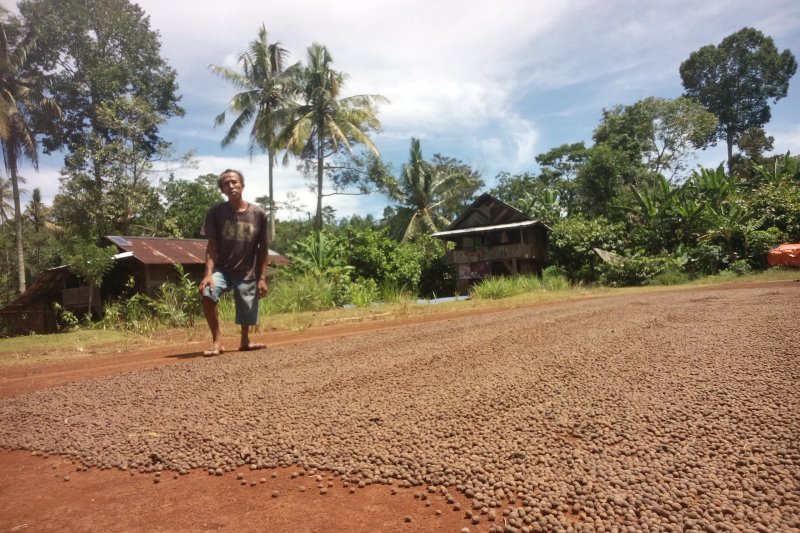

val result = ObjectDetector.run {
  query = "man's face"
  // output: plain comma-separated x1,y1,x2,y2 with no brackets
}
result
220,173,243,199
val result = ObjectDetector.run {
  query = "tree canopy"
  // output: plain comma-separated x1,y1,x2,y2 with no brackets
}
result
680,27,797,165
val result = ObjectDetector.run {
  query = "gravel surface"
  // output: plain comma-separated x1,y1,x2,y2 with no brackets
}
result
1,284,798,532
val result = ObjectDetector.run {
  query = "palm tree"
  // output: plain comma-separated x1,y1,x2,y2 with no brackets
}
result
279,43,386,231
25,186,46,231
209,25,299,240
0,19,60,293
390,138,475,240
0,175,14,224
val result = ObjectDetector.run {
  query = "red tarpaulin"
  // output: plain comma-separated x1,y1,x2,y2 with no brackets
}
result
767,243,800,267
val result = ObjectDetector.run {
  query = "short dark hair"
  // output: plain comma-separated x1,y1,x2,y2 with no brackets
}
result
218,169,244,190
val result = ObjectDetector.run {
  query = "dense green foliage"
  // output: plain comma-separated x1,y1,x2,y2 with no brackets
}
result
0,10,798,326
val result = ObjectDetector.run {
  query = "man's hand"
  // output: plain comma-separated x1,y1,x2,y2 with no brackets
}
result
257,278,268,298
199,275,214,295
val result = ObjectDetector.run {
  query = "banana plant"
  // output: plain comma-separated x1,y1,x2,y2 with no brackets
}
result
750,151,800,186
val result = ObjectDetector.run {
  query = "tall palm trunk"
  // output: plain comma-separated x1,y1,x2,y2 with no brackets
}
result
267,151,275,240
315,136,324,231
6,143,25,293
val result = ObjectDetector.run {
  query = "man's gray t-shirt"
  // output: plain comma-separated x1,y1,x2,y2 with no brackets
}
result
200,202,269,280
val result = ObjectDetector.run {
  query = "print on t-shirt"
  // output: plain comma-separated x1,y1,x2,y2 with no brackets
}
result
222,220,255,242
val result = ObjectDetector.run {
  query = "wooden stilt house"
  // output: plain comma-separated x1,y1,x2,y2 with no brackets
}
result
432,194,550,294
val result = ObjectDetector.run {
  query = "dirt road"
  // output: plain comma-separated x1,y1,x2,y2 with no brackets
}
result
1,282,798,532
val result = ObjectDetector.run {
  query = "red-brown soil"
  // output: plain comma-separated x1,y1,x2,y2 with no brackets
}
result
1,281,798,533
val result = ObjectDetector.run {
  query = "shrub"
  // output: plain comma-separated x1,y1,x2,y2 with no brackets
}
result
684,243,726,276
652,269,690,286
99,266,203,333
598,255,677,286
348,279,379,308
541,266,570,290
264,273,338,314
379,280,414,304
727,259,752,276
471,270,571,300
745,227,785,268
550,216,627,283
470,276,516,300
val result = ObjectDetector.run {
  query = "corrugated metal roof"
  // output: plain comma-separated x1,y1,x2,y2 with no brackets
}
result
432,220,545,238
103,236,207,264
102,236,290,266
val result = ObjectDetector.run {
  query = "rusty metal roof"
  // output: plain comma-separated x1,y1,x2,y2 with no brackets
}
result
103,236,207,264
102,236,290,266
0,266,73,314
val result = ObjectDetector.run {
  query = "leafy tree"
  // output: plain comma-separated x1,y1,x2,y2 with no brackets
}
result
428,153,483,222
593,97,718,182
592,106,650,187
160,174,223,238
514,188,563,227
312,148,397,204
536,142,589,184
680,27,797,165
621,175,678,253
737,127,775,163
285,230,351,278
687,163,737,208
63,242,116,318
51,99,171,238
0,15,60,293
664,185,706,248
534,142,588,215
342,224,450,298
749,151,800,187
285,230,353,304
20,0,183,156
210,25,300,240
346,225,403,284
573,144,630,219
491,173,567,226
279,43,386,231
701,202,762,264
19,0,183,239
489,171,539,205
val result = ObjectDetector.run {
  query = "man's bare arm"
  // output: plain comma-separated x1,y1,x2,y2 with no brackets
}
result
198,238,219,294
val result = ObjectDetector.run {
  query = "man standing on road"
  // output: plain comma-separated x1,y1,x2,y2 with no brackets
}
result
198,169,269,356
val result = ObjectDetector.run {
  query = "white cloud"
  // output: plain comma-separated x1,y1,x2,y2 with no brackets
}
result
14,0,800,218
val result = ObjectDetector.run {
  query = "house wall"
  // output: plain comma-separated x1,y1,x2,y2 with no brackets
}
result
103,262,205,299
446,226,549,295
0,299,62,335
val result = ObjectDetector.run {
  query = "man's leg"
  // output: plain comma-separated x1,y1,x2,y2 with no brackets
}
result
202,296,224,355
202,271,228,355
233,279,266,351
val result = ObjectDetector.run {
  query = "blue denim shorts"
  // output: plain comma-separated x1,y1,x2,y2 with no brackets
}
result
202,270,259,325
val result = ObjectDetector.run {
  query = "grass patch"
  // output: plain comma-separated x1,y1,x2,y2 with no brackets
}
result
0,329,139,368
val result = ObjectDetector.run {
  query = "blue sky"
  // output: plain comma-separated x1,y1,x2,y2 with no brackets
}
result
18,0,800,220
